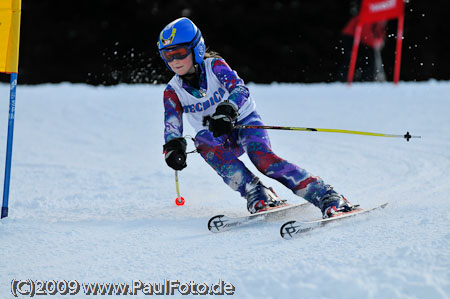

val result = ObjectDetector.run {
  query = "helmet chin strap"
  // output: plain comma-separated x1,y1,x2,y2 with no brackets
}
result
187,63,198,75
180,64,200,90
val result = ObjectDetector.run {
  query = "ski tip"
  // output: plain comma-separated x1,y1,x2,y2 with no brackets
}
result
280,220,297,240
207,215,225,233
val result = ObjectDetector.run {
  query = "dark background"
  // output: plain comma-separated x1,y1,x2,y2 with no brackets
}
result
1,0,449,85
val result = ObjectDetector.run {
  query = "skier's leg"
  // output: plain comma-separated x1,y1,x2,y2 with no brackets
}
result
195,129,255,197
238,112,331,208
196,129,286,213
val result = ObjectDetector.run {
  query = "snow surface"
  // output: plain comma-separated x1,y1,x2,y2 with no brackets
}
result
0,81,449,298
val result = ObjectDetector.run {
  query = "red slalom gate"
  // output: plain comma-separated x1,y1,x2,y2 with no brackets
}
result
347,0,405,84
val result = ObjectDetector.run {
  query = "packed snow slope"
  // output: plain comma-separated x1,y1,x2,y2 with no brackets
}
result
0,81,449,299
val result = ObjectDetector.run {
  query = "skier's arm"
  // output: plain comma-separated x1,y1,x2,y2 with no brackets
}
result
211,58,250,110
163,85,184,143
163,85,188,170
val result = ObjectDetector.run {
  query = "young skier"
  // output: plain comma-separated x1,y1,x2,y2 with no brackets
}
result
159,17,356,218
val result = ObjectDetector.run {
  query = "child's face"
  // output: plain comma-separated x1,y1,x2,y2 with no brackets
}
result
168,53,195,76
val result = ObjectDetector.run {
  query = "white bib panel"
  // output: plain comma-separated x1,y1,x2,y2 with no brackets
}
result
168,58,256,133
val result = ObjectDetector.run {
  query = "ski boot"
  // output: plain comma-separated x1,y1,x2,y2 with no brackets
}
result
245,177,287,214
319,186,357,219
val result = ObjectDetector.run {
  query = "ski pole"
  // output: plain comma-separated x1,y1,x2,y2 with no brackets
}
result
171,137,197,207
235,125,421,141
174,170,185,206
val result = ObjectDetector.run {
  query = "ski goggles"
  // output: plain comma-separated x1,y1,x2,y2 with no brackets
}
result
160,45,191,62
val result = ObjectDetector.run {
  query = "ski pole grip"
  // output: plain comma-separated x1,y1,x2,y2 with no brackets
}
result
203,115,211,127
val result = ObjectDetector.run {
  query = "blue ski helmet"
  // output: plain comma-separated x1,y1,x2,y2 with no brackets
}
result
157,17,205,66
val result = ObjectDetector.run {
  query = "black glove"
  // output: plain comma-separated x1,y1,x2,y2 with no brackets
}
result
163,137,187,171
208,101,239,137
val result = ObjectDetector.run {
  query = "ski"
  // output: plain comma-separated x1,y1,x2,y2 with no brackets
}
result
208,202,312,233
280,202,388,240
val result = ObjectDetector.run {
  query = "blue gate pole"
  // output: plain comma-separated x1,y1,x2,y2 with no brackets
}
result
1,72,18,219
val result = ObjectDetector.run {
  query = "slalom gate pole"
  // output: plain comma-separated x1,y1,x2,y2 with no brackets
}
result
2,73,18,219
235,124,421,141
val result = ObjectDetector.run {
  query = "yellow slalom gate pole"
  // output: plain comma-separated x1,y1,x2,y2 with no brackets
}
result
235,125,421,141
